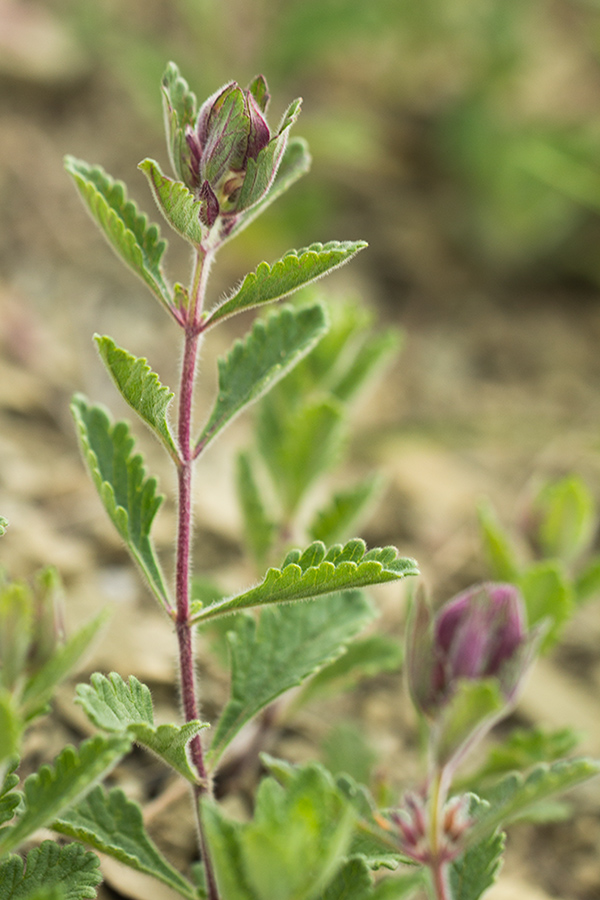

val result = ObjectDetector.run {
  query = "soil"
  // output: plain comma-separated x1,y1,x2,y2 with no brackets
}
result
1,9,600,899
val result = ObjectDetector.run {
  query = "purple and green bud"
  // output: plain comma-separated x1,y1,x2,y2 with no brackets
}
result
407,583,531,720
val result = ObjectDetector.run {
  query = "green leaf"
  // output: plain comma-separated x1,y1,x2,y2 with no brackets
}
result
0,763,20,829
21,610,110,721
235,98,302,213
309,476,384,546
94,335,178,459
519,560,573,651
320,857,372,900
75,673,208,783
257,396,345,516
139,158,206,246
197,304,328,451
329,329,400,403
0,581,33,691
449,822,505,900
236,452,277,568
466,758,600,847
296,634,403,708
575,554,600,603
0,735,131,854
435,680,506,768
53,785,196,899
230,138,311,238
206,590,375,768
0,517,7,536
203,241,367,328
321,723,377,786
477,500,521,582
71,395,170,609
203,763,354,900
536,475,595,562
0,842,101,900
161,62,197,186
64,156,171,311
466,726,581,787
0,691,21,765
191,539,418,624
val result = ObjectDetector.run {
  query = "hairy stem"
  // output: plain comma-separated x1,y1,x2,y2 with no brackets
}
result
174,247,220,899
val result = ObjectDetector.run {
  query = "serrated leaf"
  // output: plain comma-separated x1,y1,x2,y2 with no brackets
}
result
191,539,418,624
466,758,600,847
207,591,375,768
236,452,277,568
139,158,206,246
203,763,354,900
197,304,328,452
466,726,581,787
64,156,171,311
477,500,521,582
0,763,21,829
229,137,311,239
53,785,196,899
71,395,170,609
0,841,101,900
203,241,367,328
258,396,345,516
21,610,110,721
76,673,208,783
519,560,573,651
309,476,384,546
0,735,131,854
449,827,505,900
94,335,178,459
161,62,197,185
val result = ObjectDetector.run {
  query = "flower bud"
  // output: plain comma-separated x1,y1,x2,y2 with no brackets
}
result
407,583,533,720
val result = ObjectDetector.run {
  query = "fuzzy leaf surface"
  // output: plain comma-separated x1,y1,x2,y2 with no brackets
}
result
139,158,205,246
21,610,110,720
320,857,372,900
64,157,171,310
191,539,418,624
466,726,581,787
203,241,367,328
54,786,196,898
94,336,178,459
0,765,20,829
0,842,101,900
71,396,169,608
467,758,600,846
203,763,354,900
449,827,505,900
207,590,375,767
197,304,328,451
0,735,131,854
309,476,383,546
161,62,197,184
76,673,207,783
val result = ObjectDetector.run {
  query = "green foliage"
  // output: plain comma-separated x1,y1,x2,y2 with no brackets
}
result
71,396,170,609
477,501,520,583
449,824,505,900
197,304,328,451
139,158,206,246
203,763,355,900
0,766,20,829
466,726,582,787
309,476,383,546
161,62,197,186
467,758,600,847
519,561,573,651
431,680,506,769
235,452,277,567
206,591,375,768
54,786,196,899
76,673,208,783
191,540,418,623
0,842,101,900
321,722,377,786
203,242,367,328
0,518,7,536
535,475,595,562
94,335,178,459
0,736,131,855
63,157,171,312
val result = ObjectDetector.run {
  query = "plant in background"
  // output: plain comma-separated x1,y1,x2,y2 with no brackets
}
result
0,64,598,900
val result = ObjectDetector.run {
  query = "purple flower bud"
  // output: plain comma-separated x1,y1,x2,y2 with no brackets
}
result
407,583,531,719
